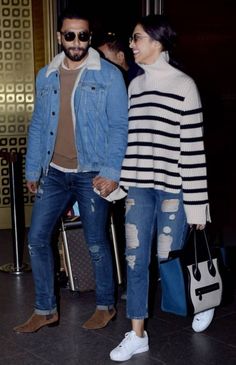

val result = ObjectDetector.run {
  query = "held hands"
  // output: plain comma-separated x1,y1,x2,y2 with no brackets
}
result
26,181,38,194
93,176,118,198
190,224,205,231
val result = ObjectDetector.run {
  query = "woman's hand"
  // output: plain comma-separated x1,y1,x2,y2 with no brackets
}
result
190,224,205,230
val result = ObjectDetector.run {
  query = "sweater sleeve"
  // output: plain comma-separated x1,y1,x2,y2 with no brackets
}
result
179,78,211,224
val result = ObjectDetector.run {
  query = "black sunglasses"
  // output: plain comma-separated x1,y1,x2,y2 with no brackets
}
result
61,31,90,42
129,34,149,44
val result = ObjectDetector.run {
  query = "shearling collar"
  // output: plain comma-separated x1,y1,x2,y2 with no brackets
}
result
46,47,101,77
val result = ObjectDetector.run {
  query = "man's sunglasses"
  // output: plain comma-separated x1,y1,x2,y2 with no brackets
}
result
61,31,90,42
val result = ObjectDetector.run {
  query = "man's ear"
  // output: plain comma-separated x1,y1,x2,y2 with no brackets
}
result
117,51,125,64
57,32,62,45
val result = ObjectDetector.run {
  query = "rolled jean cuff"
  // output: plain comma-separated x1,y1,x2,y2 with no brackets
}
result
97,305,114,310
34,307,57,315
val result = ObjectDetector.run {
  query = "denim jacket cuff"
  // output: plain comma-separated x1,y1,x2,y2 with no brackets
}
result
98,166,120,182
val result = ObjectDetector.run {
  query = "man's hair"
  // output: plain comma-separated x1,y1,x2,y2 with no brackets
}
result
98,33,130,61
57,6,90,32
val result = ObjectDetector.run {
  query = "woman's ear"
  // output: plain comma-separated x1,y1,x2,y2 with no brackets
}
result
154,40,162,50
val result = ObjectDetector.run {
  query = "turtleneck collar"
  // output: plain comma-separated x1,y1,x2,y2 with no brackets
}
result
137,51,170,73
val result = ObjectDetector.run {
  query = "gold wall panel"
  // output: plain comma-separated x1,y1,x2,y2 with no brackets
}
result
31,0,46,74
0,0,35,228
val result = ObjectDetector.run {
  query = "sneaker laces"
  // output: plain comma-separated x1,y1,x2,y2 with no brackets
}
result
194,312,205,322
118,331,134,349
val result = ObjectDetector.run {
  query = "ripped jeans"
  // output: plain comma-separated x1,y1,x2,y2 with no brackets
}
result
125,187,188,319
28,167,114,314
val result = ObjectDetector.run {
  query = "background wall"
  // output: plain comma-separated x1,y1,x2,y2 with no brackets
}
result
57,0,144,44
163,0,235,243
0,0,35,228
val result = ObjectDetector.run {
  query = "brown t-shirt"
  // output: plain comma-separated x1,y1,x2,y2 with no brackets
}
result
52,66,80,169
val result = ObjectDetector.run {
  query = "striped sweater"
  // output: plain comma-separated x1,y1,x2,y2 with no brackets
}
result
120,52,210,225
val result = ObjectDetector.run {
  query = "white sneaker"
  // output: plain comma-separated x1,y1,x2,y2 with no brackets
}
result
110,330,149,361
192,308,215,332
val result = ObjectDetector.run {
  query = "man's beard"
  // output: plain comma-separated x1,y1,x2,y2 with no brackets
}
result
61,44,89,62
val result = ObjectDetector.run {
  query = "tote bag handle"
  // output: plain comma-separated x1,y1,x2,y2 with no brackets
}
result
192,226,216,280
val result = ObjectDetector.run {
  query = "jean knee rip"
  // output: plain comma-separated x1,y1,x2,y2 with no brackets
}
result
163,226,171,234
88,244,101,261
161,199,179,213
158,232,173,260
28,243,45,256
126,223,139,269
126,223,139,249
126,255,136,270
90,198,95,212
125,198,135,214
89,244,99,253
158,199,180,259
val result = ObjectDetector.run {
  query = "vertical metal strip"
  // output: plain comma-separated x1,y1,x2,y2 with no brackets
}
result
154,0,163,14
60,220,75,291
146,0,150,15
142,0,164,16
43,0,58,63
110,213,122,285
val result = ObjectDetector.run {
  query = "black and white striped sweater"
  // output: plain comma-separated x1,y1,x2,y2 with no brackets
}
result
120,52,210,225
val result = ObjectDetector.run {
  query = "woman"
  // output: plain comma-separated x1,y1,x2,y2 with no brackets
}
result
110,15,213,362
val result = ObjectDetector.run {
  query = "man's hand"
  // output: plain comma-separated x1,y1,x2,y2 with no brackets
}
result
26,181,38,194
93,176,118,197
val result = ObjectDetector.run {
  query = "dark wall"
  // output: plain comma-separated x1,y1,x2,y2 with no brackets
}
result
164,0,236,243
57,0,143,43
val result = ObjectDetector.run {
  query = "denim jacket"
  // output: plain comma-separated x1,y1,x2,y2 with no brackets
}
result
25,48,128,182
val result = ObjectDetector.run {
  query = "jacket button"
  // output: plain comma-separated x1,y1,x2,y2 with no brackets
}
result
50,131,53,135
54,90,57,94
52,111,55,116
47,151,50,154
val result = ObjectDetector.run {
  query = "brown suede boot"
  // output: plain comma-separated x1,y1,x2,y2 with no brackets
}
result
13,312,59,333
82,308,116,330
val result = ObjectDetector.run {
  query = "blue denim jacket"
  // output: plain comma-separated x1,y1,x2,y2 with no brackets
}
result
25,48,128,182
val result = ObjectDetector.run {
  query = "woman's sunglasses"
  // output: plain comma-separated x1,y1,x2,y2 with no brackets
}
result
61,31,90,42
129,34,149,44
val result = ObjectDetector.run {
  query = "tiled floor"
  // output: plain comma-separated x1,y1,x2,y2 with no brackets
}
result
0,230,236,365
0,229,236,364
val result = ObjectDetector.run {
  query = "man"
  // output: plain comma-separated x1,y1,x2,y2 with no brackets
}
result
97,33,141,88
98,34,129,82
13,7,128,333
